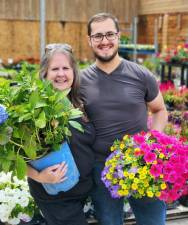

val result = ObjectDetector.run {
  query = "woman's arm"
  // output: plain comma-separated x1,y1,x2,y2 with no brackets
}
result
27,162,68,183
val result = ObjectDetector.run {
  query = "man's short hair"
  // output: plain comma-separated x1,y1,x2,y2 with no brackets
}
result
87,13,120,35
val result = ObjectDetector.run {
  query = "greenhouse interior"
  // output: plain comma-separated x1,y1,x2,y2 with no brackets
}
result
0,0,188,225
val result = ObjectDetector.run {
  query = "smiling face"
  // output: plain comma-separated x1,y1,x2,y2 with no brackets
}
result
46,53,74,91
88,18,120,63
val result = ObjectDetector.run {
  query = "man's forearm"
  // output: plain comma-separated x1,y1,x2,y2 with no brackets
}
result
150,109,168,132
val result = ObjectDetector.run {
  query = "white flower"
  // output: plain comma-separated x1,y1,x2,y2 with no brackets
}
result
8,217,20,225
0,172,36,225
0,171,12,183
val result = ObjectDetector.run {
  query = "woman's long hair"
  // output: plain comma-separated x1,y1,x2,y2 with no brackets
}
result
40,44,82,110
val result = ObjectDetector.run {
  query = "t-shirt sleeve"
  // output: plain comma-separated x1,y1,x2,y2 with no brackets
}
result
144,69,159,102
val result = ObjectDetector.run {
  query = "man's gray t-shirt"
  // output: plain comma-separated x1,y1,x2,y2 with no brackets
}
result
80,59,159,162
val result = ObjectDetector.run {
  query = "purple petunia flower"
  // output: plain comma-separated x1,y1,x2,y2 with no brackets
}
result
0,104,8,125
128,167,138,174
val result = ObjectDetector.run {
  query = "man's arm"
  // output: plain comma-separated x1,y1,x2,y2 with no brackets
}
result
147,91,168,132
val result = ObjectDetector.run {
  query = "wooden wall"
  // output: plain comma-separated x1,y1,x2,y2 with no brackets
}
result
0,0,138,63
0,0,138,22
137,1,188,51
0,20,88,63
138,0,188,15
2,0,188,62
0,19,128,63
138,13,188,51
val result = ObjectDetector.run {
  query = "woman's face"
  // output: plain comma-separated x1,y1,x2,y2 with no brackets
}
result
46,52,74,91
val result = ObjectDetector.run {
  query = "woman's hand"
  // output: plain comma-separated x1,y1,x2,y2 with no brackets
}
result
27,162,68,184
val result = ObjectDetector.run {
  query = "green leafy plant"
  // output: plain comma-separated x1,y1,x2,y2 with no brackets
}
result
120,35,130,44
163,90,175,105
0,64,83,179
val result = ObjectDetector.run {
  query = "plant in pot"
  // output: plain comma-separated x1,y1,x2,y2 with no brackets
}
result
173,94,185,110
183,90,188,109
163,90,176,110
0,64,83,195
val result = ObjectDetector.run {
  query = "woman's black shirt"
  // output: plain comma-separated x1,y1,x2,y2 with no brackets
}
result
28,119,95,202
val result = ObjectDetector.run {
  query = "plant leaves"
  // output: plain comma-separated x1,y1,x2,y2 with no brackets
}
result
13,125,31,140
35,101,47,108
16,155,27,179
69,120,84,132
0,126,13,145
18,113,32,122
64,127,72,137
23,136,37,159
1,159,11,172
29,90,39,109
56,89,70,101
69,108,83,119
35,111,46,128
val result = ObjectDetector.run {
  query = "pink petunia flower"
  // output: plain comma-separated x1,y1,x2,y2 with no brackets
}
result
144,151,157,163
150,164,163,177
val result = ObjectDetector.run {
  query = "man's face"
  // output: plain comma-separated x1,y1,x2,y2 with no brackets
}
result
88,18,120,63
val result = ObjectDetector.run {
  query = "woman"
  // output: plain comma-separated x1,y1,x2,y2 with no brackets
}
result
27,43,95,225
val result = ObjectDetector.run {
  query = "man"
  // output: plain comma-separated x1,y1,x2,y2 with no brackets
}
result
80,13,168,225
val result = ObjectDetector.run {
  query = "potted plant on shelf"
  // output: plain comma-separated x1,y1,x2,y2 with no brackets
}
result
162,90,176,110
158,43,188,64
0,64,83,195
183,90,188,109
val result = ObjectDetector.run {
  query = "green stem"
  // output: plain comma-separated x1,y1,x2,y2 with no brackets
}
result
32,115,41,144
9,140,23,148
36,127,41,144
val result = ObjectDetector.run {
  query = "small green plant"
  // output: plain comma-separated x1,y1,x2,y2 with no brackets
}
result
120,35,130,44
163,90,175,105
78,60,92,69
143,57,161,73
0,64,83,179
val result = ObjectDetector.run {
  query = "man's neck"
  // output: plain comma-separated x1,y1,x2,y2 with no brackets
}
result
95,55,122,74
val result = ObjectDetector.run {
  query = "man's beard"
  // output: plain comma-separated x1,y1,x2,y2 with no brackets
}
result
94,48,119,63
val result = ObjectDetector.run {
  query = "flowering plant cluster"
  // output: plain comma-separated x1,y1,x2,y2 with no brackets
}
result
159,81,188,110
0,171,36,225
158,43,188,63
164,111,188,144
0,64,83,179
0,104,8,125
101,130,188,203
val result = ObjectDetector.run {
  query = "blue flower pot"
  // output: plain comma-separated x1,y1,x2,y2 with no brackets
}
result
29,141,80,195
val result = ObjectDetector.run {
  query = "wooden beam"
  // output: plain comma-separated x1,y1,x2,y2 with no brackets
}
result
162,14,169,51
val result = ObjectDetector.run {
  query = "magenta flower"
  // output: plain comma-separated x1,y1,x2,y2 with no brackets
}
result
150,164,162,177
166,172,178,183
144,151,157,163
133,134,145,144
102,129,188,203
140,143,151,152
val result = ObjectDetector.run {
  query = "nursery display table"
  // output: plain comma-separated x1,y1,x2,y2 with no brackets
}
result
160,61,188,87
118,44,155,60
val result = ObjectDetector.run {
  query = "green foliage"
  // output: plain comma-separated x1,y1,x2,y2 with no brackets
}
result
0,63,83,179
78,61,92,69
143,57,161,73
120,35,130,44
